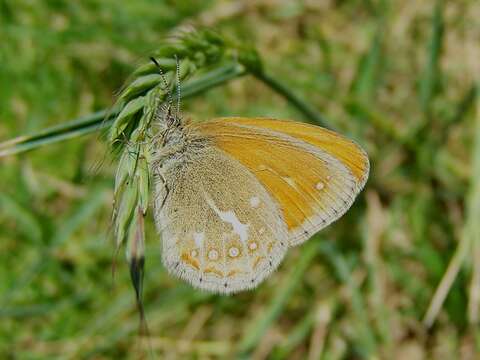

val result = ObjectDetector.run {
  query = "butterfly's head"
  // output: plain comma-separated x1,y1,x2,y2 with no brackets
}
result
149,99,188,166
155,100,182,131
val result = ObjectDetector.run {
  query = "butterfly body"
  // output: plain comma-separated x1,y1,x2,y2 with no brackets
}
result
151,116,369,294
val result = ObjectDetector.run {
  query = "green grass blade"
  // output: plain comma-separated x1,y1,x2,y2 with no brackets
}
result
350,28,383,104
0,192,42,243
253,70,329,128
450,84,478,124
319,242,377,357
0,110,113,157
271,310,315,359
419,0,444,116
0,63,246,158
180,62,246,98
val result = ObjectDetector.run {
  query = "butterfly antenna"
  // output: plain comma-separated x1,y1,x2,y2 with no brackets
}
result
174,54,181,121
149,56,169,89
150,56,174,120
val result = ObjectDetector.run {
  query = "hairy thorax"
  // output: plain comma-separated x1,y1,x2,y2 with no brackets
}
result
150,124,209,174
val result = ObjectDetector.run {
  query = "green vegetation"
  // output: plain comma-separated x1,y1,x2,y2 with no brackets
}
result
0,0,479,358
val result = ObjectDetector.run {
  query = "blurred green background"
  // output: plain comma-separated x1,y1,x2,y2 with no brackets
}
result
1,0,479,358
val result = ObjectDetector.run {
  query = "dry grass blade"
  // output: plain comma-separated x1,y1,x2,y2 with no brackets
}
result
424,85,479,328
468,85,480,324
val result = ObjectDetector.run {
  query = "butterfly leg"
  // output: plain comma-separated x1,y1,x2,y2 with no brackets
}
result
154,171,170,212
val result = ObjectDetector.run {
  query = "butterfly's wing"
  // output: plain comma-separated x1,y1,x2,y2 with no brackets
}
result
192,117,369,246
154,117,368,294
153,145,289,294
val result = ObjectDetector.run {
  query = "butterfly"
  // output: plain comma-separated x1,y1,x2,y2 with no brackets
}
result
140,56,369,295
150,112,369,294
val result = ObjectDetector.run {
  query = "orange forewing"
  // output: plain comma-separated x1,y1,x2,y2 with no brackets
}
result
193,118,368,245
210,131,325,229
211,117,369,183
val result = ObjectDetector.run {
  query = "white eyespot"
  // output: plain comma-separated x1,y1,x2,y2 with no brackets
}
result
316,182,325,190
250,196,260,208
249,241,258,250
208,249,219,260
228,246,240,258
259,227,265,235
190,249,198,257
326,175,332,181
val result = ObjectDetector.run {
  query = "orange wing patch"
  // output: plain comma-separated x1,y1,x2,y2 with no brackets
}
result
194,118,369,245
212,117,369,184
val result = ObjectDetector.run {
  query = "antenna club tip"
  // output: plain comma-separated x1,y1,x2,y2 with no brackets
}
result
150,57,160,67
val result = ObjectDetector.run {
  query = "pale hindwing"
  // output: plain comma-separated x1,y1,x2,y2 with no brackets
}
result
193,117,369,246
153,146,288,294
